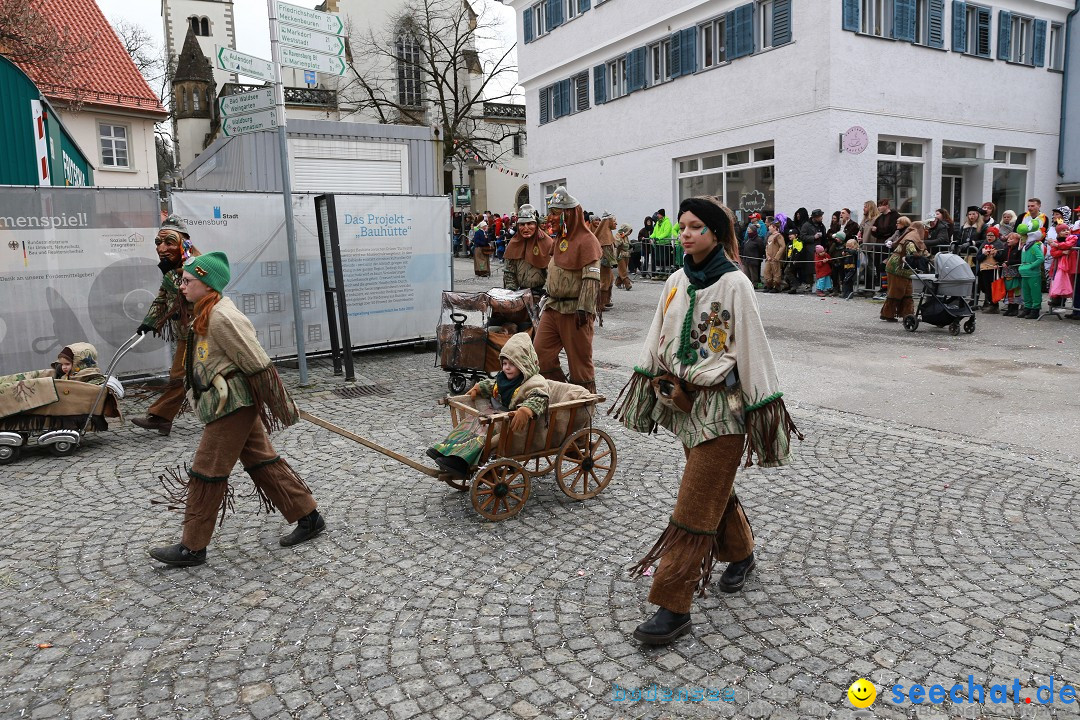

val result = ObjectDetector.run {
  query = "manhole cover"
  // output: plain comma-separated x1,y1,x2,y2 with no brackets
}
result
332,384,392,398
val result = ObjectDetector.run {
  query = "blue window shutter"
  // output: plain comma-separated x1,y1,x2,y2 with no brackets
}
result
681,28,697,73
773,0,792,45
893,0,916,42
562,78,572,114
593,64,607,104
927,0,945,47
546,0,562,31
524,9,534,43
579,0,590,13
1033,19,1047,66
997,10,1012,59
952,1,966,51
637,46,648,88
842,0,860,32
626,47,646,92
539,88,550,124
975,7,991,57
669,31,682,77
733,3,754,58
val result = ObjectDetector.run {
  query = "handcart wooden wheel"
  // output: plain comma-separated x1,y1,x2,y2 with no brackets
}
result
470,459,531,520
555,427,616,500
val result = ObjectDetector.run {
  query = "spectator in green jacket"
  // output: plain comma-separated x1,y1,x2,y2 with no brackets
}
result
651,209,676,275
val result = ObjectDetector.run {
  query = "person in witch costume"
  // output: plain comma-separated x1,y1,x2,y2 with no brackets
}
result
611,196,801,645
533,186,603,393
502,203,554,299
596,212,618,313
149,252,325,567
132,215,200,436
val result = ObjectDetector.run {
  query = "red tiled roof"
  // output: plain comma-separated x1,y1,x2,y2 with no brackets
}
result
18,0,167,117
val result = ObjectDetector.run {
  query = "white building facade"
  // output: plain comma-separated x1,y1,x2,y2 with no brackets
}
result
509,0,1074,226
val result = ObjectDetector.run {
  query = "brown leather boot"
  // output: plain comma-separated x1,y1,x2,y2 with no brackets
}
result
131,414,173,436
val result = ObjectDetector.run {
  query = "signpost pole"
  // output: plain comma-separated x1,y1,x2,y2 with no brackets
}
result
267,0,309,385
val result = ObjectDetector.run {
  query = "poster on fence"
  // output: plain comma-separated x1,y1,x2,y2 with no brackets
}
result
0,186,171,376
170,191,450,354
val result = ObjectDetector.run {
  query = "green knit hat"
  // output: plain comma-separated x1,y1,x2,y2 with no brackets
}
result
184,251,230,293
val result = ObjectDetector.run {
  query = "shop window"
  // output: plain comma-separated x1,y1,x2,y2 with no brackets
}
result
877,138,925,219
677,143,775,222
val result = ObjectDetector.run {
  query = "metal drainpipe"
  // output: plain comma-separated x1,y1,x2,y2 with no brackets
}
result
1059,0,1080,177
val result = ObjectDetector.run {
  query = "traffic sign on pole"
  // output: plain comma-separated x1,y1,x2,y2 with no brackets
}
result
215,46,275,83
276,1,344,35
221,108,279,136
277,24,347,56
218,87,275,118
280,46,347,76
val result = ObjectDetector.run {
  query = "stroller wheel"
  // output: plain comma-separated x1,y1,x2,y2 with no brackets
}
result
49,440,78,457
0,445,21,465
902,315,919,332
448,373,469,395
963,317,976,334
949,321,960,336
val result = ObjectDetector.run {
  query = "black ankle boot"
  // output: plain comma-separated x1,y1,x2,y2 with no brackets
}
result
1003,304,1018,316
280,509,326,547
149,543,207,567
633,607,692,645
1017,307,1030,318
716,552,756,593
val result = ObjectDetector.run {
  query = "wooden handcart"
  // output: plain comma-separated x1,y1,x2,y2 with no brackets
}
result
300,391,616,522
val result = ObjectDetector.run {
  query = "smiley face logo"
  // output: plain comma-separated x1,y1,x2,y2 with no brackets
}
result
847,678,876,708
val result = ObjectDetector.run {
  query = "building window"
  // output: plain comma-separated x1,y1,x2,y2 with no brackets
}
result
542,179,567,214
649,39,672,83
570,71,589,113
877,138,925,220
513,132,525,157
606,56,626,100
528,2,547,40
1048,22,1064,70
565,0,578,22
268,324,282,349
395,31,423,108
192,90,200,112
307,324,323,343
957,4,992,57
861,0,891,37
262,261,280,276
991,148,1029,219
759,0,794,50
299,289,313,309
267,292,282,313
538,86,553,124
677,143,775,223
99,123,129,168
699,17,727,68
242,294,257,314
1007,14,1034,64
297,259,310,275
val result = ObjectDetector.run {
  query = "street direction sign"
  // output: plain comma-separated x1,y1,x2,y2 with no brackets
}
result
216,46,275,83
278,24,347,56
277,1,344,36
221,108,279,136
280,46,347,76
218,87,275,117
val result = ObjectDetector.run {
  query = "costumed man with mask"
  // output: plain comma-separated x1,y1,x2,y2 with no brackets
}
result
533,186,603,393
150,251,324,567
614,223,634,291
132,215,200,436
502,204,553,301
596,212,618,316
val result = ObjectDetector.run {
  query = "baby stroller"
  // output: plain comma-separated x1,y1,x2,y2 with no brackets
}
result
436,289,540,394
904,252,977,336
0,334,143,464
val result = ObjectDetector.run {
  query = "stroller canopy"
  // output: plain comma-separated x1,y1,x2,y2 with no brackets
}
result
934,252,975,282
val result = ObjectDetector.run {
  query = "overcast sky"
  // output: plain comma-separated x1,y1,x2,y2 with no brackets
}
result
95,0,518,93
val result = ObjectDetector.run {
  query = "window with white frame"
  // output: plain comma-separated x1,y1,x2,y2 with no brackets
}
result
531,2,547,38
991,148,1029,215
1048,22,1064,70
962,4,992,57
676,143,776,222
861,0,891,37
395,31,423,107
99,123,129,168
297,259,309,275
607,56,627,100
759,0,775,49
700,16,727,68
571,71,589,113
565,0,578,22
877,138,925,220
1009,14,1034,64
649,39,671,84
912,0,930,44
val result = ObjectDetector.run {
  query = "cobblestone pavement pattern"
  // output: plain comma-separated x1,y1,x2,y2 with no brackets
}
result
2,258,1078,720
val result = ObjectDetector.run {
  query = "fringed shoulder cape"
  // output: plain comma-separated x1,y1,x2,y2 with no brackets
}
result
185,297,299,431
610,268,800,467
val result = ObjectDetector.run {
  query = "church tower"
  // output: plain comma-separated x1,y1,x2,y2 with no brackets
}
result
161,0,236,90
173,27,216,170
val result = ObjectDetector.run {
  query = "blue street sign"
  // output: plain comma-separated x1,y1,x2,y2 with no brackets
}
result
304,70,316,85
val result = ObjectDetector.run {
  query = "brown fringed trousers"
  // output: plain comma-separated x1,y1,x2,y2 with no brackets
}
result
147,338,187,421
180,405,316,551
635,434,755,614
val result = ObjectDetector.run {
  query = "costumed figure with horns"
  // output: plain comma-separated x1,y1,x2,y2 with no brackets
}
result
131,215,199,436
502,204,554,301
611,196,801,645
533,186,603,394
149,251,325,567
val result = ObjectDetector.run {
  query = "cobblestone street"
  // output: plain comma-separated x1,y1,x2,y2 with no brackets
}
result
2,258,1078,720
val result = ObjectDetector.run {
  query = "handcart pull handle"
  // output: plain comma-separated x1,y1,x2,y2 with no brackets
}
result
450,311,468,325
299,409,442,478
79,333,146,436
